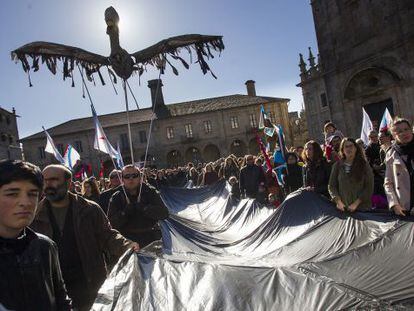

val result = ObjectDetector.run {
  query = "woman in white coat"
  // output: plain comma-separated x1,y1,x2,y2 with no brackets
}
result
384,118,414,216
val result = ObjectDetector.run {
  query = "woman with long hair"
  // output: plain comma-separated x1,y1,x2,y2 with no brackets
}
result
302,140,331,197
201,162,219,186
81,178,101,203
329,138,374,212
219,156,240,180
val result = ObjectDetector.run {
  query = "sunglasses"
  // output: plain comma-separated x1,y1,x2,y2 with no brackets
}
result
122,173,140,179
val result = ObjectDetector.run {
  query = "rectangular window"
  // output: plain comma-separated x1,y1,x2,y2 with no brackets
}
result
249,114,257,128
230,116,239,129
166,127,174,139
139,130,147,143
120,133,129,150
185,124,193,138
38,146,45,159
57,144,64,156
204,120,212,134
74,140,83,153
320,93,328,107
268,111,276,124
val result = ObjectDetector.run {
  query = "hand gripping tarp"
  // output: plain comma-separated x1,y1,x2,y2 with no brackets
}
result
92,180,414,310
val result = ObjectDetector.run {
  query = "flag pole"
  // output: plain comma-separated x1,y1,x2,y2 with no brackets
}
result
123,79,135,164
76,65,130,204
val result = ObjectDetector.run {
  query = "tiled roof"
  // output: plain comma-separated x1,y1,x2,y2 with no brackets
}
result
21,94,289,141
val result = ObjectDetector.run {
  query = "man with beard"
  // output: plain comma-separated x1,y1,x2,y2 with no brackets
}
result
107,164,169,248
31,164,138,311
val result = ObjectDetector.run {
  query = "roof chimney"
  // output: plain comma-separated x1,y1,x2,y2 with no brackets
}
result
245,80,256,96
148,79,165,108
147,79,170,118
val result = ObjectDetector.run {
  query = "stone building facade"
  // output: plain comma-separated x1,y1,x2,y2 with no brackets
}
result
289,110,308,148
21,80,291,174
298,0,414,142
0,107,21,160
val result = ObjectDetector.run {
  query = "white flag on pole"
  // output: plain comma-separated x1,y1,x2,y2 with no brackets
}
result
360,107,373,146
43,127,65,164
91,105,119,159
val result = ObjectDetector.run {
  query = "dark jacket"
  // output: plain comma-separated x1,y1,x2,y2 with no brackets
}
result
31,193,131,304
107,182,169,247
0,228,71,311
99,185,123,214
239,164,266,198
302,159,331,197
219,164,240,180
365,142,381,167
282,164,303,194
202,171,219,186
154,177,169,190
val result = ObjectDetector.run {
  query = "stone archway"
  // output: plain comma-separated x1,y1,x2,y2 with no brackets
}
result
248,138,259,155
185,147,202,164
343,66,400,135
230,139,247,157
203,144,221,162
166,150,183,168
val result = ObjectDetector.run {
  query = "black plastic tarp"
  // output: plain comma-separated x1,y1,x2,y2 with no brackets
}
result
92,181,414,310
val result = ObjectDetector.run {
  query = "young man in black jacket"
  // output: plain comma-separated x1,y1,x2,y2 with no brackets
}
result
0,160,71,311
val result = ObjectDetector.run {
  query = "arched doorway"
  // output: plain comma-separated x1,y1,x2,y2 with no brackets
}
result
166,150,183,168
343,67,399,134
248,138,259,155
185,147,202,164
230,139,247,157
203,144,220,162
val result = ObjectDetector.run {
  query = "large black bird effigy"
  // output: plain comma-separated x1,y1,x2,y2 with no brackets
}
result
11,6,224,166
11,7,224,83
93,182,414,310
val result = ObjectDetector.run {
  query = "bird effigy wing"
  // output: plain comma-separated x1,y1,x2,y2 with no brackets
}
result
11,41,110,85
131,34,224,78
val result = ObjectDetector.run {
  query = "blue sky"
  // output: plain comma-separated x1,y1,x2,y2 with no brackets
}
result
0,0,317,138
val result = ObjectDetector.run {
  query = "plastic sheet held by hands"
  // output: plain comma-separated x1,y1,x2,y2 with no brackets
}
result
92,181,414,310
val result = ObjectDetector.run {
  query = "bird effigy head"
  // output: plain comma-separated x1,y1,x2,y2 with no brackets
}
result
105,6,120,27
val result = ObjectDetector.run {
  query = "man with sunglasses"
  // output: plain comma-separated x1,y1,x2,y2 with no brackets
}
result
107,164,169,248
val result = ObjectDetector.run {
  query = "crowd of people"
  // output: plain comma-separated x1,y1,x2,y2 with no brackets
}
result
0,116,413,310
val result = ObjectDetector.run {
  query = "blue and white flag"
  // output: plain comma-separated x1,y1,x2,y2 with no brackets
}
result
91,105,119,159
63,145,81,170
43,127,65,164
258,105,271,129
379,108,392,132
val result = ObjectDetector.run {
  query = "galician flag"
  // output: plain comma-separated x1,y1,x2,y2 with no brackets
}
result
43,127,65,164
91,105,119,159
258,105,272,129
63,145,80,170
360,107,373,145
379,108,392,132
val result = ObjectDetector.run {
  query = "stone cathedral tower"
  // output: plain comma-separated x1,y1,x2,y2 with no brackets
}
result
298,0,414,141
